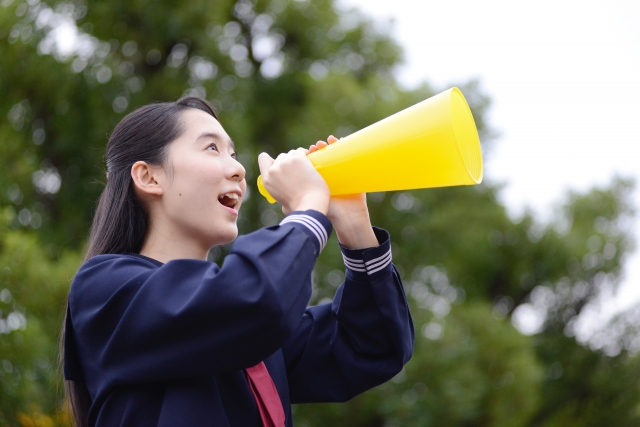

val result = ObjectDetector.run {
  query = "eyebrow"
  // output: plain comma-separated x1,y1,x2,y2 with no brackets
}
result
195,132,236,152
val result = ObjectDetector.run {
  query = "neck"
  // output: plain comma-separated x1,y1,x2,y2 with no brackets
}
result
139,217,209,264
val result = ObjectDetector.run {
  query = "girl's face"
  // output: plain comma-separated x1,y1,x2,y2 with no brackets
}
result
159,108,246,249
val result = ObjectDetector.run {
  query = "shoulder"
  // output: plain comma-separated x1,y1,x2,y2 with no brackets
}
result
75,253,161,281
69,253,160,304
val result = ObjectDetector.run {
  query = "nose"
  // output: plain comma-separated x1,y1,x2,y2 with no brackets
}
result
226,155,246,182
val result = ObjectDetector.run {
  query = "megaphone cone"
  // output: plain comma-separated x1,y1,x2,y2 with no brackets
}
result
258,87,482,203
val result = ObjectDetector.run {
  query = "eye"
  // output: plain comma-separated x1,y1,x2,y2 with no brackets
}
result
206,143,219,152
231,152,238,160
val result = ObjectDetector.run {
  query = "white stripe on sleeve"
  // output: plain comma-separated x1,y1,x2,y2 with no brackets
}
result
341,248,392,275
341,254,367,272
280,214,328,250
366,251,392,274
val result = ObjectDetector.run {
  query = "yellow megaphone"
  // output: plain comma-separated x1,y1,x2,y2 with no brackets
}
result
257,87,482,203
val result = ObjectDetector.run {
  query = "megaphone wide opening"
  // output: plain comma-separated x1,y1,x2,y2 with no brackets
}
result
451,88,483,183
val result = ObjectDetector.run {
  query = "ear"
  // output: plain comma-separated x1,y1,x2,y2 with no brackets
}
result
131,161,164,198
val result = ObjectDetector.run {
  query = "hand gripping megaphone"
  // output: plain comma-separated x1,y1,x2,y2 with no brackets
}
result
257,87,483,203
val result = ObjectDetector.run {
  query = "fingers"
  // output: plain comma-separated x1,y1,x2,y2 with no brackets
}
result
309,135,338,152
261,148,311,177
258,152,275,176
257,146,329,214
306,133,340,153
316,141,329,150
309,140,329,153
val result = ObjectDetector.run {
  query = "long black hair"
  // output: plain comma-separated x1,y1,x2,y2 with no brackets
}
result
61,97,218,427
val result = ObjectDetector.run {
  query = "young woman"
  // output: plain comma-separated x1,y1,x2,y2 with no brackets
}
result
62,97,414,427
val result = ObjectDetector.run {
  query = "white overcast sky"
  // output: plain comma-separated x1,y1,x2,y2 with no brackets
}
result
339,0,640,327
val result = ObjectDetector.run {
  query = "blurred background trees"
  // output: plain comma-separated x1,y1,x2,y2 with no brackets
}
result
0,0,637,425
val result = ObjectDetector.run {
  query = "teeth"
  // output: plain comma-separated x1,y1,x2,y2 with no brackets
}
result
219,192,239,200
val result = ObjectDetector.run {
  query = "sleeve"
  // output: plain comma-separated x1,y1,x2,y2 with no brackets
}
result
281,227,415,403
67,210,332,385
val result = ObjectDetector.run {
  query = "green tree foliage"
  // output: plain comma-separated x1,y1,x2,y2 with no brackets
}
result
0,0,638,426
302,177,638,427
0,207,81,425
294,302,543,427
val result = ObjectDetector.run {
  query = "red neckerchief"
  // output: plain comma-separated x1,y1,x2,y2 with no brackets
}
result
245,361,286,427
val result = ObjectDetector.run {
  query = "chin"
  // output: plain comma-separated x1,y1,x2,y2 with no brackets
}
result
211,227,239,247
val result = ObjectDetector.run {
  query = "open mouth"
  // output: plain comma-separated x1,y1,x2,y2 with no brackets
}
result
218,192,240,210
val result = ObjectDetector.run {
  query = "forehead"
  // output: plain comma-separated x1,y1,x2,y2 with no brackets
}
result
175,108,233,148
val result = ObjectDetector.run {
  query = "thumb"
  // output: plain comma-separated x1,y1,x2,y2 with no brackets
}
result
258,152,275,176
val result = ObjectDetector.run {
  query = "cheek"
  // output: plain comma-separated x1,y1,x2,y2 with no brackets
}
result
193,179,223,211
169,163,222,210
165,149,235,217
177,153,224,184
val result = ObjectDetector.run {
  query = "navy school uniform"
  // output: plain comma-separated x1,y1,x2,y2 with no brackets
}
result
64,210,415,426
